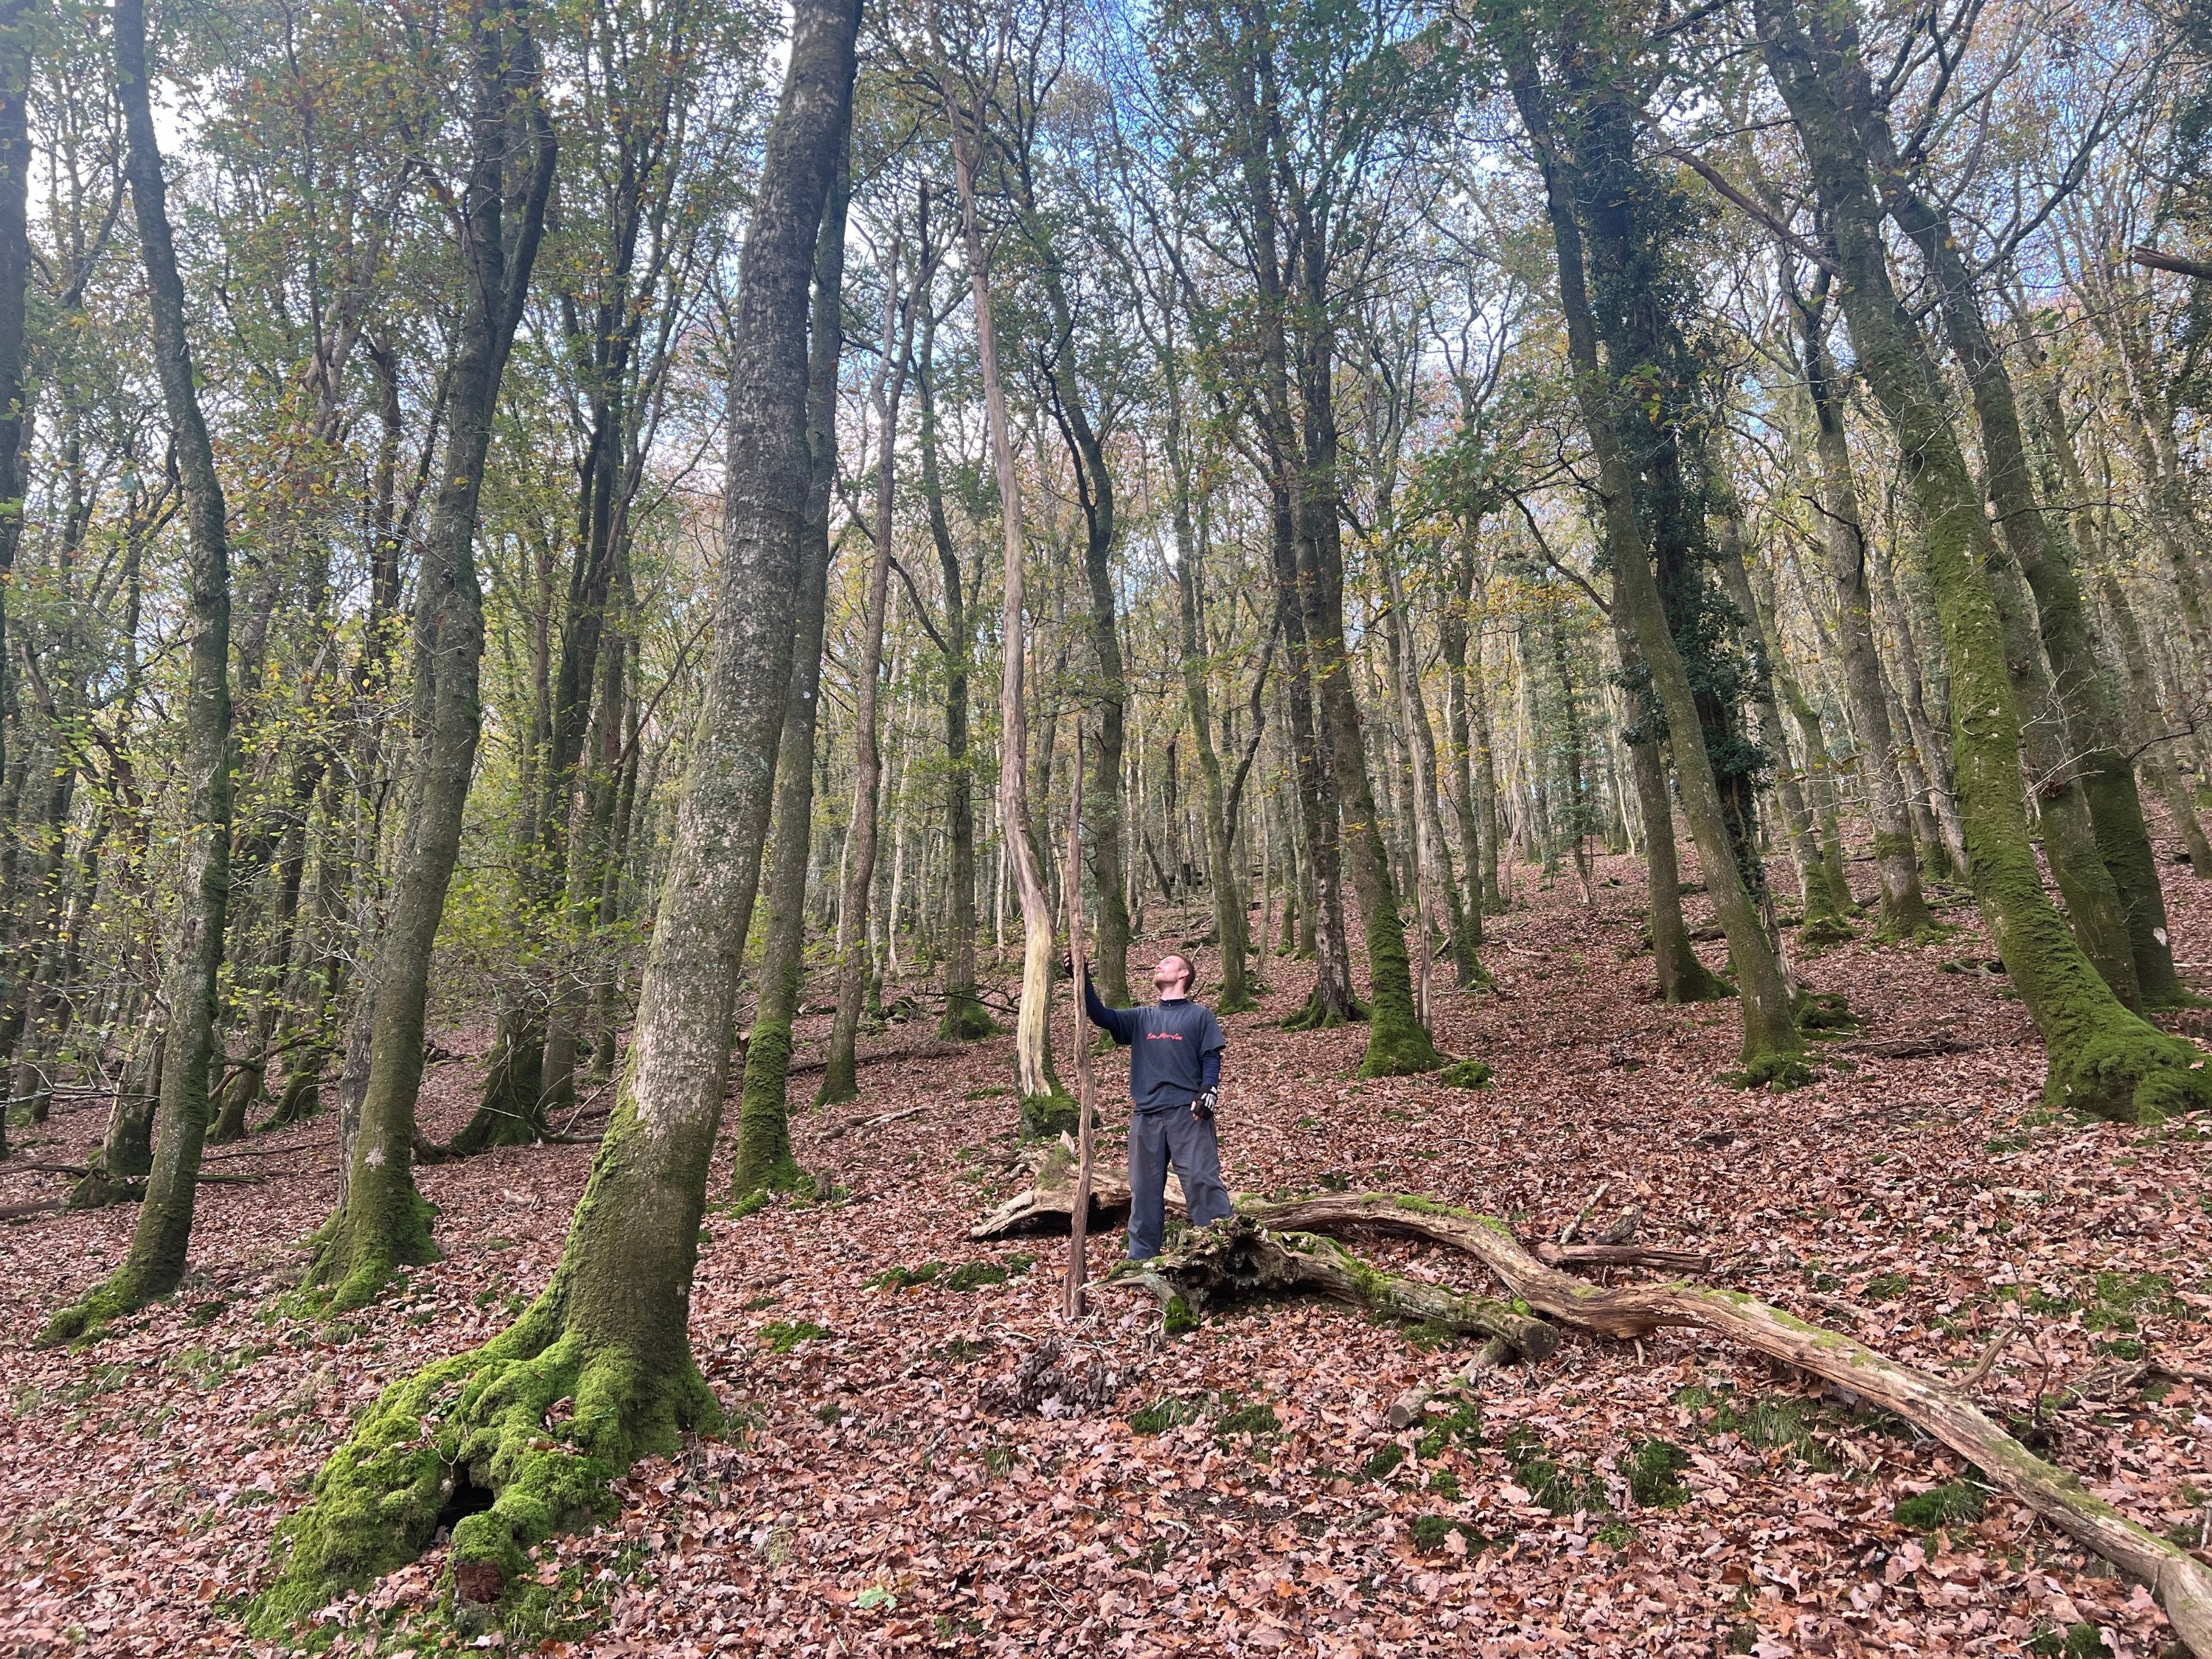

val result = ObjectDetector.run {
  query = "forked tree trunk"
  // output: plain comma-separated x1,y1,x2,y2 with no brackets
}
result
252,0,859,1622
948,69,1062,1127
1756,0,2209,1121
41,0,232,1343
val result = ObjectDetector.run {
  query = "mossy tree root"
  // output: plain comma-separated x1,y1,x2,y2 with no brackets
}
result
251,1290,720,1633
1242,1191,2212,1658
306,1181,439,1312
448,1024,549,1157
937,993,997,1042
1356,910,1442,1078
1282,984,1364,1032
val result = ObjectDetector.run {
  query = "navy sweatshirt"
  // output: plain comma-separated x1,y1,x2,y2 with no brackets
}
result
1082,973,1225,1111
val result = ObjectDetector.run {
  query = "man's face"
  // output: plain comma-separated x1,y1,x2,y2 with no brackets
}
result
1152,956,1189,1001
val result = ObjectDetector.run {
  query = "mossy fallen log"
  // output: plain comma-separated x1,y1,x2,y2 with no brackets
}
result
1133,1217,1556,1360
1243,1192,2212,1658
970,1145,1196,1239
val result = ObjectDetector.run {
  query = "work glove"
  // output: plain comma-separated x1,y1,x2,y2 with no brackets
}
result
1192,1088,1219,1123
1060,951,1087,981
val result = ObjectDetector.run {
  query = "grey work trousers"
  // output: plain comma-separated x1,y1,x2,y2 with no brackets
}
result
1125,1103,1234,1259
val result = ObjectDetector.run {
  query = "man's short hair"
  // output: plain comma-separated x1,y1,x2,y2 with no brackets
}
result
1163,951,1197,993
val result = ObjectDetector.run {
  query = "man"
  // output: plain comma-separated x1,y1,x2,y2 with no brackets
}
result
1074,950,1234,1260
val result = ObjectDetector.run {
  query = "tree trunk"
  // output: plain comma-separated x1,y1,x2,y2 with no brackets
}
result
917,307,990,1041
732,155,849,1194
1512,61,1801,1080
821,230,920,1104
310,0,557,1304
948,70,1062,1128
41,0,234,1342
1614,609,1728,1002
2103,574,2212,877
254,0,858,1620
1794,293,1930,935
1756,0,2208,1120
1851,92,2179,1003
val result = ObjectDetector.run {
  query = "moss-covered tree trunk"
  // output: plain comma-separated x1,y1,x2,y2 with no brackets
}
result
1850,94,2180,1003
310,0,556,1302
1614,574,1730,1002
1440,536,1490,936
40,0,232,1342
1295,231,1439,1078
255,1,859,1621
732,159,848,1195
1757,0,2210,1119
0,0,26,1156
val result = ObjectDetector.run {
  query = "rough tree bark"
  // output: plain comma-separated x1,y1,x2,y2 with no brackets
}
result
40,0,233,1341
252,0,859,1621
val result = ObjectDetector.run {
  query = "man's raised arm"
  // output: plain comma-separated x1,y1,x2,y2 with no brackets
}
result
1078,960,1140,1044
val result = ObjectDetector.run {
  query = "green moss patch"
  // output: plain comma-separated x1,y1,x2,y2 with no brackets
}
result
1409,1514,1491,1554
1893,1481,1986,1533
1439,1059,1494,1090
759,1320,830,1353
1618,1439,1691,1509
866,1262,944,1291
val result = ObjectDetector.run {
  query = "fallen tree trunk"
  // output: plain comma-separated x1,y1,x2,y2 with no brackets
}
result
1137,1217,1556,1359
1244,1192,2212,1655
1536,1242,1711,1273
971,1157,1194,1239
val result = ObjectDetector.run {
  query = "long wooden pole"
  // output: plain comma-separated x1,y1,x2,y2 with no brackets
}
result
1063,726,1097,1317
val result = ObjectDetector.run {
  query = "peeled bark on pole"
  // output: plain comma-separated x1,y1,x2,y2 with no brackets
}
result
1246,1192,2212,1658
948,72,1062,1130
251,0,860,1622
1062,731,1096,1318
41,0,233,1342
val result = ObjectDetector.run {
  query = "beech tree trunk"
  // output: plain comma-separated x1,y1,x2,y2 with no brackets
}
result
254,0,860,1621
41,0,233,1342
731,150,849,1194
310,0,557,1308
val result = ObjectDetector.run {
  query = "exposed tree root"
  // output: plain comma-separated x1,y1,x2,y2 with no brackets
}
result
1240,1192,2212,1657
970,1145,1194,1239
1135,1217,1556,1359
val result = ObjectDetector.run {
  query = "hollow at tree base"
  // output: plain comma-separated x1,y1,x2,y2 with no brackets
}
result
250,1298,719,1637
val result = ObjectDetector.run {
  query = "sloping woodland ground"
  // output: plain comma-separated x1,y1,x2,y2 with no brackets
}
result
4,840,2212,1658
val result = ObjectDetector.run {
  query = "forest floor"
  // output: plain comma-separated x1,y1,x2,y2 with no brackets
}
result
5,846,2212,1658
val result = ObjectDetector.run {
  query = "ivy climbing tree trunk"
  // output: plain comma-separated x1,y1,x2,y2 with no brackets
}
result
1756,0,2211,1121
308,0,556,1308
253,0,860,1618
1509,53,1803,1083
732,148,849,1195
0,0,27,1166
41,0,232,1342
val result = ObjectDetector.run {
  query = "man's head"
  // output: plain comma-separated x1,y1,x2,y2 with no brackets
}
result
1152,953,1196,1002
